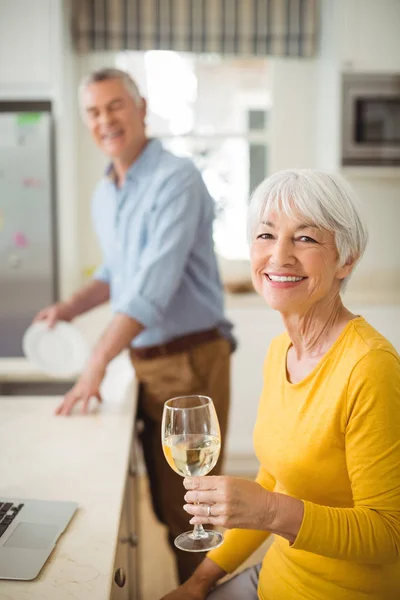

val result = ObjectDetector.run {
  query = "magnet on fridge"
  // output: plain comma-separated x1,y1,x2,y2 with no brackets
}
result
23,177,44,188
8,253,22,269
13,232,29,248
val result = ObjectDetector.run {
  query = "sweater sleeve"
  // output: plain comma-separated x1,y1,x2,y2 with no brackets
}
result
207,467,276,573
292,349,400,564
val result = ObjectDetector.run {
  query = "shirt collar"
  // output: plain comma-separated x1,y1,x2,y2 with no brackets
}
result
105,138,163,184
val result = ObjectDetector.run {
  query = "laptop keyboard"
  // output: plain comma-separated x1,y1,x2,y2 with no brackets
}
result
0,502,24,539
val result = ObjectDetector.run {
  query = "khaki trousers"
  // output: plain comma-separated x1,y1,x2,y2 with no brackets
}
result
130,337,231,584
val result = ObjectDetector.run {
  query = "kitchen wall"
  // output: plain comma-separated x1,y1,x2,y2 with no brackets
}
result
339,0,400,73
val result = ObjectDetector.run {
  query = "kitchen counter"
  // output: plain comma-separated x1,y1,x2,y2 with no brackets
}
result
0,358,70,382
0,353,139,600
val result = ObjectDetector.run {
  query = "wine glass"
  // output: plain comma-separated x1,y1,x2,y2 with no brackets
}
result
161,394,223,552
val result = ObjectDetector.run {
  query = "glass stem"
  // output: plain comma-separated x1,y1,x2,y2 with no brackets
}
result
192,503,208,539
192,523,208,539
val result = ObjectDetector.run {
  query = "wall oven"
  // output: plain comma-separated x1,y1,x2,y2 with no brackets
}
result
342,73,400,165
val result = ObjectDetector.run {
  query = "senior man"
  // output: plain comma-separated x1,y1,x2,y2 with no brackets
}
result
34,68,234,583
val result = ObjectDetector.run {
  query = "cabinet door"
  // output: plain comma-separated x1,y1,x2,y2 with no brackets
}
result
110,426,141,600
111,481,130,600
127,435,141,599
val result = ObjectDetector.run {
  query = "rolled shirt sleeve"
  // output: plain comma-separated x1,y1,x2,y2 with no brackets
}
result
291,349,400,564
113,168,204,328
93,262,111,284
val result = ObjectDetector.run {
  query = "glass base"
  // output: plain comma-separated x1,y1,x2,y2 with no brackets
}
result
174,529,224,552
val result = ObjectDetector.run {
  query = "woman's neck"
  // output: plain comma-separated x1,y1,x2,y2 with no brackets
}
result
281,295,357,361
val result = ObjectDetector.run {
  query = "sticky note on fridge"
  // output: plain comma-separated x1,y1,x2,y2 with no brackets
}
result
17,113,42,126
13,232,28,248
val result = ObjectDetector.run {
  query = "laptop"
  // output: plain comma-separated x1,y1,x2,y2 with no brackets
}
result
0,497,78,580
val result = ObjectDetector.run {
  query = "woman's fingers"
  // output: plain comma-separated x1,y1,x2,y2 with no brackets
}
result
183,475,224,490
183,502,228,517
183,501,233,527
189,515,221,526
183,503,213,516
184,489,224,504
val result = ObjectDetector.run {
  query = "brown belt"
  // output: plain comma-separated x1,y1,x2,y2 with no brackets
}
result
130,328,221,360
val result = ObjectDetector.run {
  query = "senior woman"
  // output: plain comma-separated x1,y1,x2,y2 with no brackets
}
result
160,169,400,600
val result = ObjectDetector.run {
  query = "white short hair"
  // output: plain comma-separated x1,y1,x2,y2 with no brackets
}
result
78,67,143,112
248,169,368,271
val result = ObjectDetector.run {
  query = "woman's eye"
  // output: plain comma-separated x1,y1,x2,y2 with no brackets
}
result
257,233,274,240
298,236,317,243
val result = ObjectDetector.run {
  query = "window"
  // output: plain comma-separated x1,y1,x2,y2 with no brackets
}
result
116,51,271,261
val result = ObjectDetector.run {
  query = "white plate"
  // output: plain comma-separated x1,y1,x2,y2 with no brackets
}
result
22,321,89,378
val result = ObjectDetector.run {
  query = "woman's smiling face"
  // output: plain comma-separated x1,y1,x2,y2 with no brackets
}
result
250,210,353,313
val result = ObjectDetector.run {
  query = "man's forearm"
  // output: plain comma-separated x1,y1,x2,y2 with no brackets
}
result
64,280,110,319
89,312,144,368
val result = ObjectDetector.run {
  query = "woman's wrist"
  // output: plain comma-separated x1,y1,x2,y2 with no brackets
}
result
268,492,304,544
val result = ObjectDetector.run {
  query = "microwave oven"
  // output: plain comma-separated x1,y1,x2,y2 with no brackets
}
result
342,73,400,165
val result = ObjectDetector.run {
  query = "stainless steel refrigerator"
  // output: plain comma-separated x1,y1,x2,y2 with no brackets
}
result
0,101,58,357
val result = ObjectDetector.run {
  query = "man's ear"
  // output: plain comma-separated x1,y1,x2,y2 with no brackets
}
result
140,97,147,118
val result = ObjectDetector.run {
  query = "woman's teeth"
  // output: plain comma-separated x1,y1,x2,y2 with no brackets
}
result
268,275,304,282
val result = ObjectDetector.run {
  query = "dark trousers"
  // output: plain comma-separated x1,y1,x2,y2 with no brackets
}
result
131,337,231,584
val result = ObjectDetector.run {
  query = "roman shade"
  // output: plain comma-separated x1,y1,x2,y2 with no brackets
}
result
72,0,318,57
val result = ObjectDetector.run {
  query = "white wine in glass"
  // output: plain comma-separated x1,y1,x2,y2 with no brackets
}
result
161,395,223,552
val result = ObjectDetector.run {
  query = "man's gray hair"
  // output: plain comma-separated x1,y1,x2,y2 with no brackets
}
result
78,67,143,109
248,169,368,275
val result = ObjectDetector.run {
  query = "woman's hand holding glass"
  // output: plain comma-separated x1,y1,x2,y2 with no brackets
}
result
161,394,223,552
183,476,277,530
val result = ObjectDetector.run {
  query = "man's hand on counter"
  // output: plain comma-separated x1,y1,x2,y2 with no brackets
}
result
55,313,143,416
55,358,106,416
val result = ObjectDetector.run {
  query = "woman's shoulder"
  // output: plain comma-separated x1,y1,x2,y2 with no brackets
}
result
346,319,400,412
348,317,400,363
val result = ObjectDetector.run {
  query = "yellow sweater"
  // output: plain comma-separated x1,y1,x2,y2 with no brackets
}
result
208,317,400,599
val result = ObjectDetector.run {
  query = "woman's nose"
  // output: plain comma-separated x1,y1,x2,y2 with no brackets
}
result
270,238,295,267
